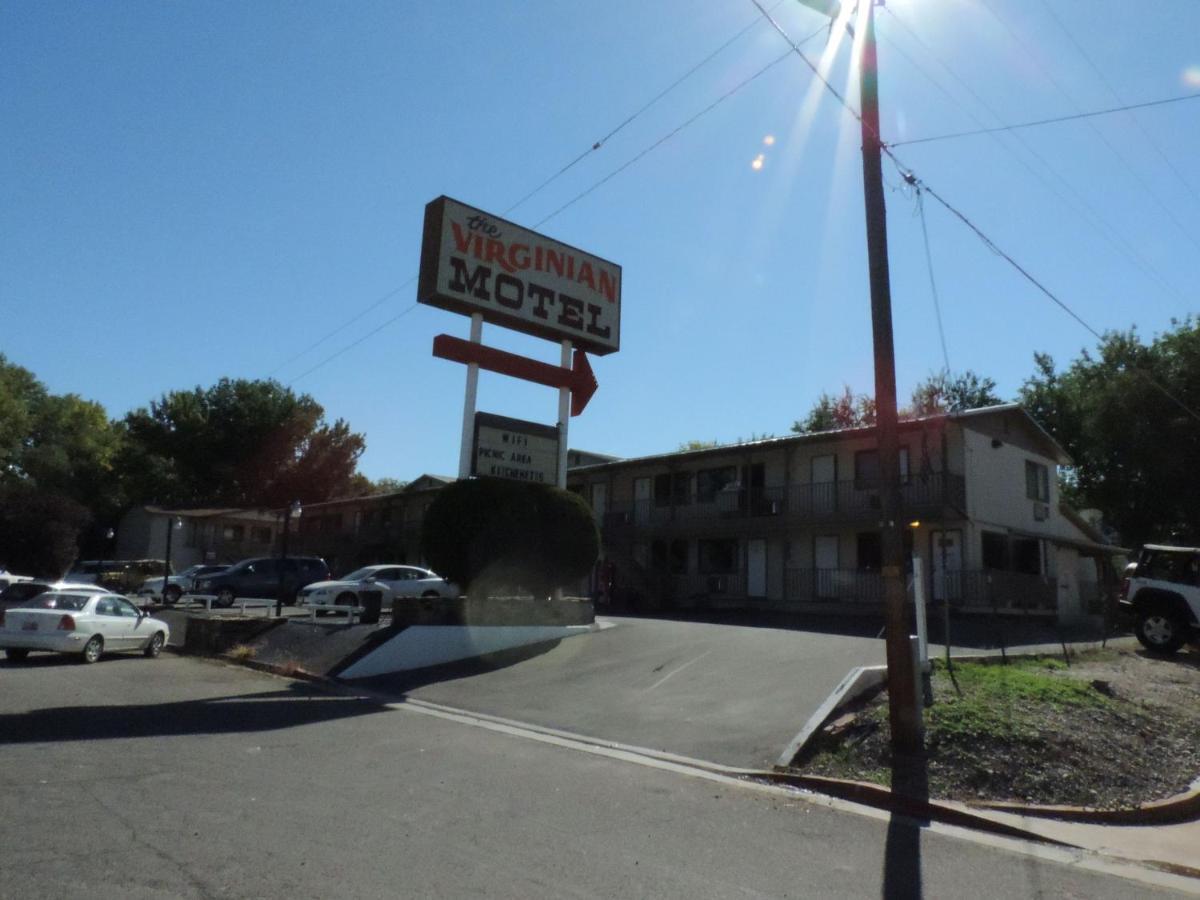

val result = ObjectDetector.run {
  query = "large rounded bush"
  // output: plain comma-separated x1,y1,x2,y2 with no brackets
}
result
421,478,599,598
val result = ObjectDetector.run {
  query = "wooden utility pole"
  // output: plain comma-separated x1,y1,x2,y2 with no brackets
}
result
857,0,922,753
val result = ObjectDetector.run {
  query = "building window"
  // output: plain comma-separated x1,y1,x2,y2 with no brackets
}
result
1025,460,1050,502
652,539,688,573
251,526,272,544
654,472,690,507
854,447,910,488
981,531,1009,570
698,539,737,574
696,466,737,503
1011,537,1042,575
856,532,882,571
221,524,244,543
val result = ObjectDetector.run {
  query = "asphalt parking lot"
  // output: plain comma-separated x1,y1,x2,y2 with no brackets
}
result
0,652,1184,899
359,615,887,769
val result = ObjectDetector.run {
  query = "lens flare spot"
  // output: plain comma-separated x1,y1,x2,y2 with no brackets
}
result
1184,66,1200,88
763,134,776,146
751,154,765,171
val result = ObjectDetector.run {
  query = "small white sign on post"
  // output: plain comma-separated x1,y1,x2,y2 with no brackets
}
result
472,413,560,484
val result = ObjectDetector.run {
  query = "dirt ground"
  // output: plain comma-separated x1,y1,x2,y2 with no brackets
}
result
794,646,1200,808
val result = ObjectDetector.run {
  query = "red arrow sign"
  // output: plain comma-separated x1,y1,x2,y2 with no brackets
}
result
433,334,598,416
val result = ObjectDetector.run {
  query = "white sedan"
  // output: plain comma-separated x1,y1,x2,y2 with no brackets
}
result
0,591,170,663
297,564,460,611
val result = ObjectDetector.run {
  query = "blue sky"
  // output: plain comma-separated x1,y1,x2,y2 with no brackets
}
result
3,1,1198,482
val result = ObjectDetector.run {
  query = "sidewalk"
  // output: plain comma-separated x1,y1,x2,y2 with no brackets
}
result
947,804,1200,878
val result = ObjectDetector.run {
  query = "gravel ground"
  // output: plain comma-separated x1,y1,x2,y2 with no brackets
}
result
795,646,1200,808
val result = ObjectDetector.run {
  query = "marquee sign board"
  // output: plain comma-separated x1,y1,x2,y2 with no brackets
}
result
472,412,560,484
418,196,621,356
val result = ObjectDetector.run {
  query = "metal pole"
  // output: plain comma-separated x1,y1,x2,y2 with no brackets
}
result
459,313,484,479
276,510,290,618
556,339,571,490
858,0,921,753
163,517,174,602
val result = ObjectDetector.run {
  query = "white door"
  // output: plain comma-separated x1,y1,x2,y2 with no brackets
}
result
1056,546,1079,618
930,530,963,603
811,455,836,513
747,540,767,596
634,477,651,523
814,535,839,598
95,596,137,649
590,483,607,526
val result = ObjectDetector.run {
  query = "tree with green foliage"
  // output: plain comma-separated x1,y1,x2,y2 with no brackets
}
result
0,482,91,577
422,478,600,599
792,386,876,433
678,439,720,452
120,378,365,508
909,370,1001,416
1020,319,1200,547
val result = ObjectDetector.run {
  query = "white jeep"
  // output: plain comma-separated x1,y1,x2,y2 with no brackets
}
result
1121,544,1200,654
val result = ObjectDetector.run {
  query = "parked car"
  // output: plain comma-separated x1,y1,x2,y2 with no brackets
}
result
0,572,33,591
297,564,460,612
138,564,231,604
1120,544,1200,654
0,590,169,663
189,557,330,607
0,580,115,611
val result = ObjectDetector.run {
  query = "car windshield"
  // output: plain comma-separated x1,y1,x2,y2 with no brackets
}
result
340,567,378,582
24,593,91,611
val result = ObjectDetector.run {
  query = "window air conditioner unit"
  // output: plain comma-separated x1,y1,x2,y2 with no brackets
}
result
1033,502,1050,521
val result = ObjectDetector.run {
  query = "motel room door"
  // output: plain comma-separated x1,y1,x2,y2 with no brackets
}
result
930,529,963,604
747,539,767,597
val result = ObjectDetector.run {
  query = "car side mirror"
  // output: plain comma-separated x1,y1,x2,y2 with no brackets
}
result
364,576,377,583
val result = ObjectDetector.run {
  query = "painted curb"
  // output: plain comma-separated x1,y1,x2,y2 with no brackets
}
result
969,776,1200,825
775,664,887,768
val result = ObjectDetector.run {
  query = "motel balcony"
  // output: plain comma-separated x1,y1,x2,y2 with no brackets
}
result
601,471,966,534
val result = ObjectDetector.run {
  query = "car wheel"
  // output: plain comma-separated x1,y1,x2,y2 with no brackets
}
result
5,648,29,662
81,635,104,664
336,592,357,614
216,587,236,608
163,585,182,605
1136,608,1188,654
144,631,165,658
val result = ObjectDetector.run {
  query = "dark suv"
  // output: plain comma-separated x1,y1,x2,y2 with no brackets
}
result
190,557,330,608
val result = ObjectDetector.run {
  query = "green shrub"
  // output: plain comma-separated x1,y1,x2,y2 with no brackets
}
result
421,478,599,598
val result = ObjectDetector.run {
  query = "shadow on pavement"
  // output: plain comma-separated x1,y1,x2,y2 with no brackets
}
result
347,638,564,695
882,752,930,900
0,682,388,745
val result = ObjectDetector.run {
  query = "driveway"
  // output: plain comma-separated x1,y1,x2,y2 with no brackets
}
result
361,615,886,769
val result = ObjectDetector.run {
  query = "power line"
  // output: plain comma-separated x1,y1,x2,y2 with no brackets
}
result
759,2,1200,425
267,279,414,378
1034,0,1200,209
883,6,1191,307
888,93,1200,148
533,48,799,229
975,0,1200,257
275,7,789,383
504,1,786,217
914,185,951,374
286,23,822,384
287,302,422,386
894,160,1200,425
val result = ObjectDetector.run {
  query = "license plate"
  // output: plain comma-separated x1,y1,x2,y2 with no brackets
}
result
22,621,37,631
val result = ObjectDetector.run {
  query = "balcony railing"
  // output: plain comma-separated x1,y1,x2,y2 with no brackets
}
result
602,471,964,531
784,567,1058,614
670,572,746,600
940,569,1058,614
786,568,885,605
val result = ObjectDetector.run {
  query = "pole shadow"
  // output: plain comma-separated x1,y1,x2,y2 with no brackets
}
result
881,751,930,900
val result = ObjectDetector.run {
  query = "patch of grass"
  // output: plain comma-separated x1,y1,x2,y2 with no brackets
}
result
227,644,256,661
927,658,1108,742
